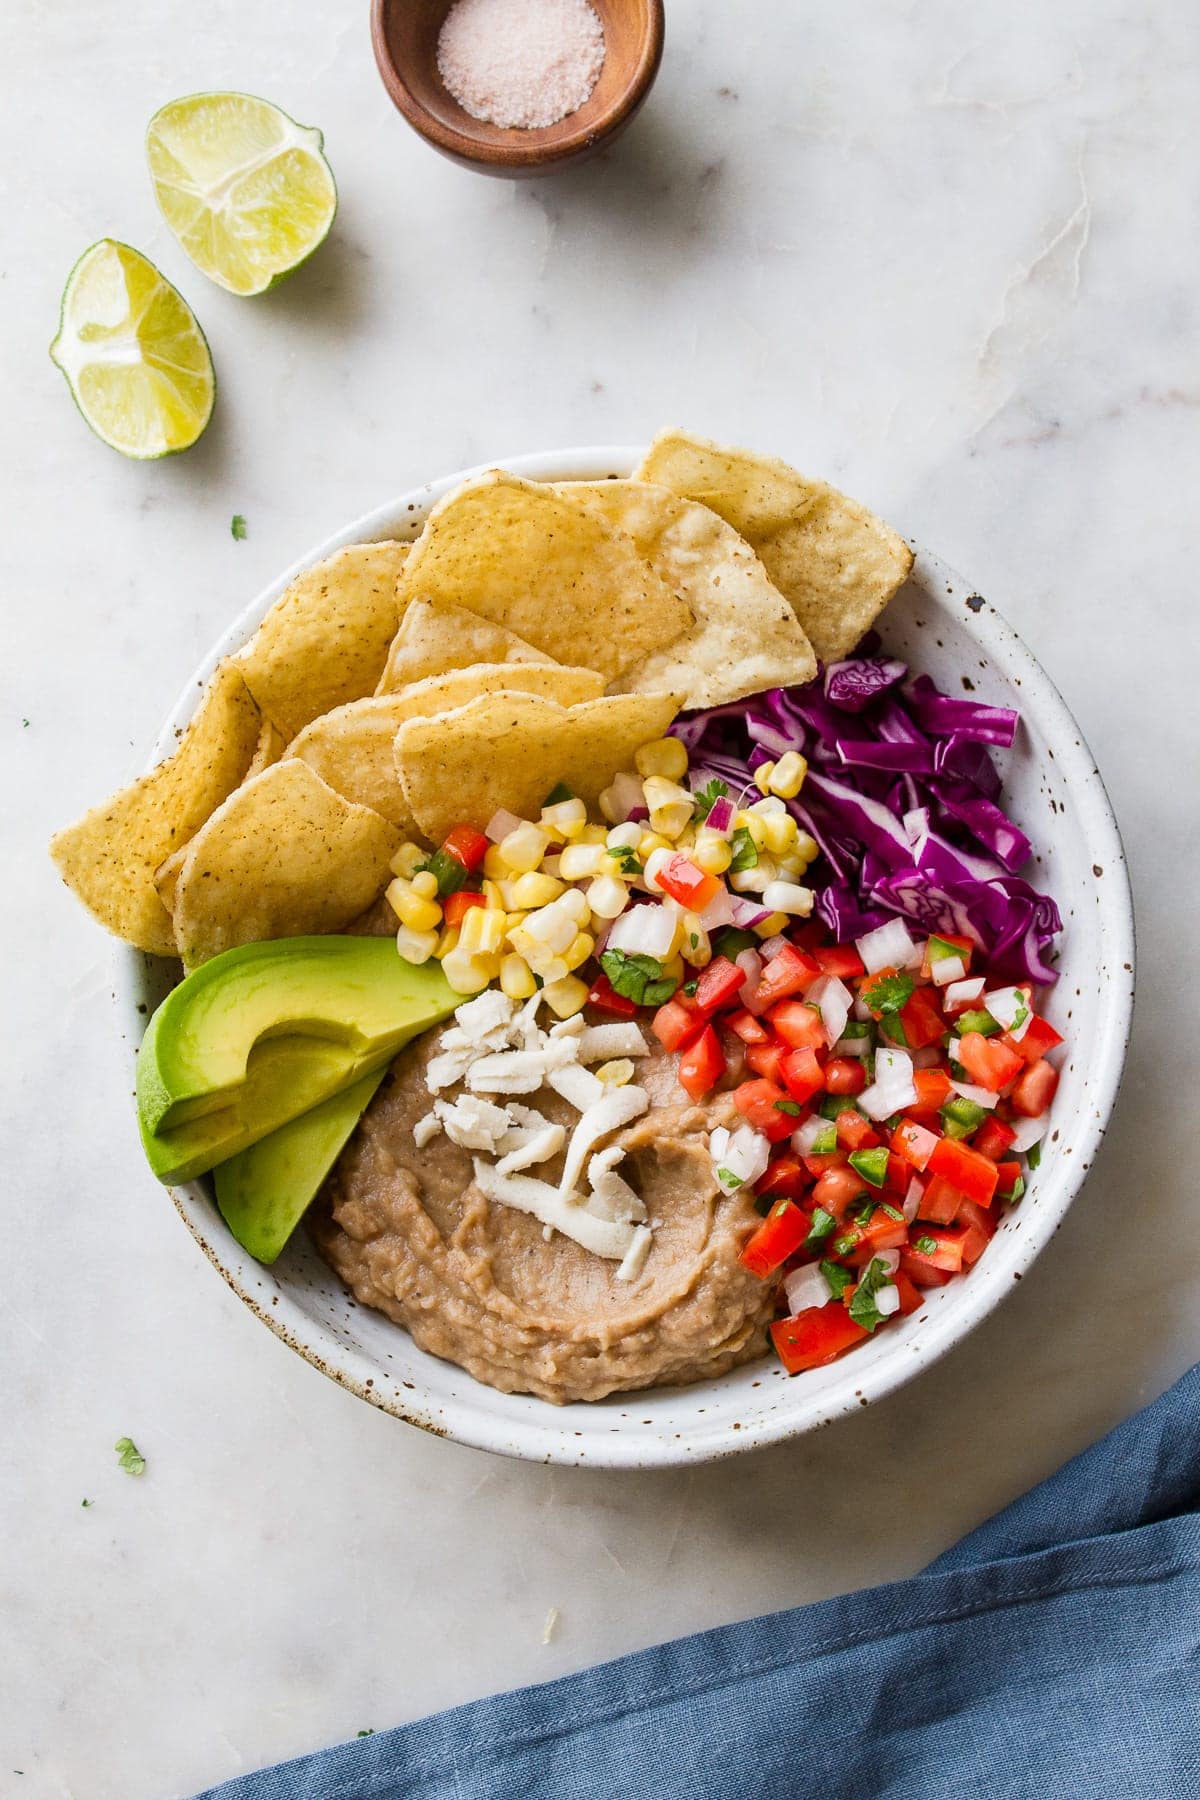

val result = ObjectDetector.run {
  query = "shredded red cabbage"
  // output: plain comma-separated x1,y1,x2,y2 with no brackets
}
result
674,657,1061,984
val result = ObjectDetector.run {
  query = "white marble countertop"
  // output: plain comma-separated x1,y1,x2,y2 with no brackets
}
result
4,3,1198,1795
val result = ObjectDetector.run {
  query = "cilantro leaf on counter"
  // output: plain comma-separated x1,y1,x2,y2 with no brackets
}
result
230,513,247,540
114,1437,146,1476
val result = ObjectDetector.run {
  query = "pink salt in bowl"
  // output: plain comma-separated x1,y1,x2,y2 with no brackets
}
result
370,0,665,177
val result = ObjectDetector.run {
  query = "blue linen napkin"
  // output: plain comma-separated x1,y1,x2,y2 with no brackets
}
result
196,1365,1200,1800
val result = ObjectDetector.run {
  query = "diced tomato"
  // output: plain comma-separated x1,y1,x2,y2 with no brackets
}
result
733,1079,797,1142
898,985,944,1050
651,998,705,1053
891,1119,940,1171
725,1005,770,1044
768,999,826,1051
927,1135,999,1207
994,1159,1023,1196
442,825,489,872
920,933,973,980
956,1198,997,1266
911,1068,954,1113
893,1270,924,1315
1005,1014,1063,1065
836,1110,881,1153
756,1156,811,1203
884,1152,911,1194
814,943,866,980
845,1211,909,1264
771,1304,868,1373
824,1057,866,1096
812,1163,871,1220
657,852,720,914
957,1031,1025,1093
899,1249,954,1288
752,944,820,1008
587,973,639,1019
920,1173,965,1225
779,1047,825,1106
1011,1059,1060,1118
694,956,745,1017
442,888,486,927
906,1225,967,1273
745,1039,788,1083
973,1115,1017,1161
740,1199,810,1278
678,1025,725,1100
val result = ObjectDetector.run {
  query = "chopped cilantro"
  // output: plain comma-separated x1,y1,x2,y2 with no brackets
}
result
543,782,574,805
774,1098,803,1116
848,1256,893,1332
600,948,678,1009
691,777,729,822
914,1234,938,1255
230,513,247,540
848,1146,889,1188
820,1259,853,1299
114,1436,145,1476
606,844,643,876
357,1729,375,1738
833,1232,860,1256
689,932,700,950
1027,1142,1042,1170
716,1167,743,1189
1012,1000,1030,1031
863,970,915,1015
803,1206,837,1251
682,979,699,997
878,1200,904,1221
728,827,758,873
21,718,29,728
81,1498,93,1508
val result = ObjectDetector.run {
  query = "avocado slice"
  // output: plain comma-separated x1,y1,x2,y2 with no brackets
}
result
137,936,453,1134
214,1064,387,1263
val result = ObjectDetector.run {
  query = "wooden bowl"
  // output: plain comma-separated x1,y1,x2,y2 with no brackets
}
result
370,0,664,177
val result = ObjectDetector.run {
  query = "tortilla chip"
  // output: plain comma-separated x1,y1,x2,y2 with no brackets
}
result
49,659,265,954
245,716,287,779
395,691,682,844
396,472,691,682
288,665,605,827
235,540,410,740
172,760,401,968
153,715,285,916
635,431,913,663
560,481,817,707
376,599,557,694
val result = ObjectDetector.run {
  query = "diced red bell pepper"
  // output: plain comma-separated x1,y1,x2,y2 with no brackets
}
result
651,998,705,1052
768,999,826,1051
587,973,639,1019
752,944,820,1008
442,888,486,927
756,1155,811,1203
845,1211,909,1264
780,1047,825,1106
657,853,721,914
891,1119,940,1171
771,1303,868,1373
812,1162,872,1219
678,1025,725,1100
824,1057,866,1097
1010,1059,1060,1118
906,1225,967,1273
893,1270,924,1315
725,1005,770,1044
442,824,489,872
694,956,745,1017
957,1031,1025,1093
920,1173,965,1225
733,1078,797,1142
920,933,973,980
927,1135,999,1207
836,1110,881,1153
911,1068,954,1113
898,985,945,1051
1005,1014,1063,1065
745,1039,788,1083
973,1115,1017,1162
814,943,866,980
740,1198,810,1278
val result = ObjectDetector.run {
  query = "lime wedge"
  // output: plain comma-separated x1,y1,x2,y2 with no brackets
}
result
49,240,215,459
146,92,337,297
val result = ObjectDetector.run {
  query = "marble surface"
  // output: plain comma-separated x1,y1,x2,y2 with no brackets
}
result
3,3,1198,1795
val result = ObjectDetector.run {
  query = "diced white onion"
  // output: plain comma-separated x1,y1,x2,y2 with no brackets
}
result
858,1046,917,1120
485,807,524,844
697,884,734,931
902,1175,924,1222
833,1032,871,1058
599,770,646,824
605,902,678,961
876,1248,902,1275
944,976,985,1013
712,1124,770,1191
852,994,874,1022
792,1115,834,1155
984,986,1032,1040
807,974,852,1049
784,1263,833,1316
875,1284,901,1318
736,948,765,1013
759,934,790,962
950,1078,998,1111
931,954,967,988
1008,1113,1050,1153
856,919,918,974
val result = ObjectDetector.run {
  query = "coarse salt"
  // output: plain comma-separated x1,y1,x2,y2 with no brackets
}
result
437,0,606,131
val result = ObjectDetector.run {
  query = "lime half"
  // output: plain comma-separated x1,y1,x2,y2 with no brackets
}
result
49,240,215,459
146,92,337,297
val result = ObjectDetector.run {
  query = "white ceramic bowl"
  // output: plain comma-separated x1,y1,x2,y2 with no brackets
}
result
120,448,1135,1468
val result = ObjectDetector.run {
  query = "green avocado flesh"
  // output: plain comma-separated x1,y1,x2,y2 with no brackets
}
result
215,1065,387,1264
137,935,454,1134
136,937,456,1185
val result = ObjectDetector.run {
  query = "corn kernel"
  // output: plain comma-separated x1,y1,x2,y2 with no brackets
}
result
643,776,693,839
595,1059,635,1087
481,878,506,910
500,953,537,1000
729,855,779,894
558,843,607,880
692,834,733,875
395,924,438,965
410,869,439,901
441,947,494,995
541,854,562,880
459,906,508,955
499,822,550,874
754,912,790,938
663,952,685,984
386,879,442,934
761,813,799,856
750,795,787,815
483,845,509,881
680,914,712,968
564,931,595,972
635,737,689,782
580,823,608,846
636,831,673,863
754,760,776,795
541,974,590,1019
435,924,460,959
795,831,820,867
586,874,631,920
541,797,588,839
776,854,805,879
736,809,770,850
509,871,565,909
389,843,425,879
767,751,808,799
606,821,643,850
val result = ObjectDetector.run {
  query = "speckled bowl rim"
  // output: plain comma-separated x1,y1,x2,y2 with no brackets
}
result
118,447,1135,1468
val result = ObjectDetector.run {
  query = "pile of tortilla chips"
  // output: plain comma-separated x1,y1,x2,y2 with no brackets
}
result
50,432,913,968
